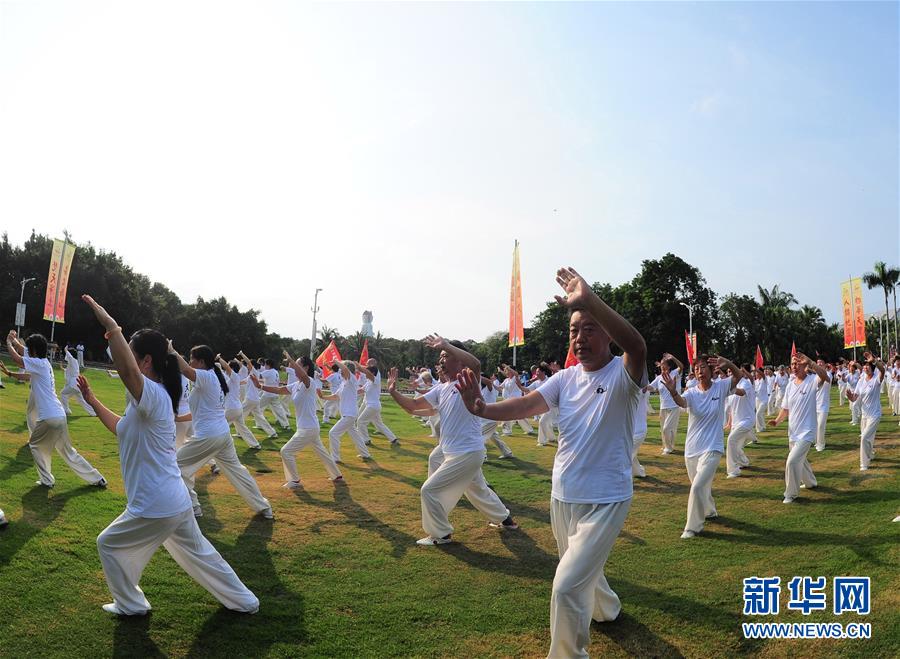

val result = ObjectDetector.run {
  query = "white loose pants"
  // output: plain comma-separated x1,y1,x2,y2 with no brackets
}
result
177,433,271,514
225,408,260,448
684,451,721,533
482,421,513,457
784,441,816,499
631,432,647,478
420,447,509,539
281,428,342,482
29,417,103,487
242,399,276,437
725,426,754,477
97,508,258,615
815,409,829,451
503,418,534,435
859,415,879,469
547,498,631,659
538,408,558,446
322,399,339,422
59,384,96,416
659,407,680,452
329,416,370,461
259,393,289,429
356,405,397,442
755,400,767,433
850,398,861,424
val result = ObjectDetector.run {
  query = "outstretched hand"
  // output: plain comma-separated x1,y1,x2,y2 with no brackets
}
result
455,368,486,416
387,367,399,392
660,370,678,396
423,334,448,351
76,374,95,404
82,295,118,331
554,267,594,311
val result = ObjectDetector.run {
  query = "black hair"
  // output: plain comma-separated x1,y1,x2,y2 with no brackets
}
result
190,345,228,396
130,329,182,414
367,363,379,377
330,364,339,373
663,358,677,370
742,363,753,372
265,358,275,368
447,339,467,351
298,355,315,378
229,359,241,373
24,333,49,359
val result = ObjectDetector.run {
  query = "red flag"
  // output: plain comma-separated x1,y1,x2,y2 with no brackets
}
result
755,345,764,369
564,342,578,368
791,341,797,358
315,340,342,372
359,339,369,364
685,330,695,366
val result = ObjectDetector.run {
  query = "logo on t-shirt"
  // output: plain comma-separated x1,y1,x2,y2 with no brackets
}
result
595,385,606,395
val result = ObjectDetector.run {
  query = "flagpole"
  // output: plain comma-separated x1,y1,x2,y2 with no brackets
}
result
49,240,68,345
512,239,518,367
849,275,857,362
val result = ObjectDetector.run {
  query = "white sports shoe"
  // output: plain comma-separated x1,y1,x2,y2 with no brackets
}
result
680,531,696,539
416,535,452,546
282,481,302,490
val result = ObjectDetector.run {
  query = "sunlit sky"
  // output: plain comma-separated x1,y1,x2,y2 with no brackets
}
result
1,1,897,343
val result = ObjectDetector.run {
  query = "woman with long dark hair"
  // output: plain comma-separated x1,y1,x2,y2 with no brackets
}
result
170,343,273,519
77,295,258,616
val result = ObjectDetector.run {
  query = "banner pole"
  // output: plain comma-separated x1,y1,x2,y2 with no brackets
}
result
849,275,857,362
49,240,68,345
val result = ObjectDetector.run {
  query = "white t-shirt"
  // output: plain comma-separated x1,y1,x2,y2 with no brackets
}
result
116,376,192,518
224,371,243,410
846,372,860,390
537,357,643,504
632,389,649,438
753,377,768,403
290,378,321,429
816,371,832,413
363,372,382,408
782,373,823,443
260,367,279,388
243,368,261,403
326,372,343,393
775,373,788,391
682,377,732,457
481,383,498,404
188,368,230,438
64,351,80,387
732,377,756,432
854,373,883,418
286,368,298,386
765,374,775,393
650,368,681,409
177,375,191,415
501,378,522,399
423,381,485,455
338,376,359,417
685,376,697,390
22,356,66,421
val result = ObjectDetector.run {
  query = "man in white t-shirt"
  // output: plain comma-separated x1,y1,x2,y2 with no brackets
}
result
259,359,290,429
456,267,646,659
661,354,743,537
814,359,832,451
76,342,85,368
846,355,886,470
773,366,789,411
499,369,535,436
322,365,343,423
645,354,682,454
355,359,399,445
59,345,97,416
753,369,768,433
479,376,513,458
388,336,517,546
768,353,829,503
725,365,756,478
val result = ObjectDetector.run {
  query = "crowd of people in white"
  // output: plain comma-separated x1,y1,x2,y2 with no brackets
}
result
0,269,897,657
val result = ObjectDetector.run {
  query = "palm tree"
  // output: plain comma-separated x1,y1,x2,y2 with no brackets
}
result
862,262,898,352
757,285,798,363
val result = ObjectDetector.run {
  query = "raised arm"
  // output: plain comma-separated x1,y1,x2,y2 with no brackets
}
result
354,361,376,383
5,331,24,367
663,352,684,373
82,295,145,403
387,367,437,416
168,342,197,382
76,374,120,435
797,352,828,385
713,356,742,391
424,334,481,375
216,354,233,376
659,370,687,409
283,350,310,387
554,267,646,384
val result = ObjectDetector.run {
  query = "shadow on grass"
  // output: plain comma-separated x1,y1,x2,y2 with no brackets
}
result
438,528,558,581
239,446,274,474
0,443,33,481
593,611,686,658
184,516,306,658
113,614,165,658
298,482,418,559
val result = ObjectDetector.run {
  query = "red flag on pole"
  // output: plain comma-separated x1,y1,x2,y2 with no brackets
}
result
359,339,369,364
685,330,695,366
564,342,578,368
755,345,764,369
315,340,342,372
791,341,797,358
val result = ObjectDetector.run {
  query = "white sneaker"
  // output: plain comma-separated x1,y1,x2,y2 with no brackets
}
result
680,531,696,539
860,466,869,471
893,515,900,523
498,454,512,459
102,602,147,616
260,507,274,520
782,497,795,504
193,505,203,518
726,473,740,479
0,509,7,528
35,481,53,488
282,481,302,490
416,535,452,546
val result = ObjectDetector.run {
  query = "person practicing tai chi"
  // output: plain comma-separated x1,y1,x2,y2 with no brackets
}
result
499,366,534,436
479,375,514,459
768,352,829,503
646,353,683,454
322,360,371,463
725,365,756,478
845,354,886,471
814,358,832,452
253,351,343,489
660,355,743,538
388,335,518,547
236,351,278,439
753,368,769,433
170,343,273,520
354,358,399,445
215,355,261,449
258,359,291,430
5,330,107,489
77,295,258,616
60,345,97,416
457,267,646,659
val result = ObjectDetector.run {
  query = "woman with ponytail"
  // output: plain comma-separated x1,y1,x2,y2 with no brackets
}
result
76,295,258,616
215,354,261,449
170,343,273,520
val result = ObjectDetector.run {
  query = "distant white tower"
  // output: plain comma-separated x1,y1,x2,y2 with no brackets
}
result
361,310,374,337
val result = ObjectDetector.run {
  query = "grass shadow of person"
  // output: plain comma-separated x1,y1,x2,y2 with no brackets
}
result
0,443,34,481
592,610,686,658
438,527,558,582
112,613,166,658
184,515,307,658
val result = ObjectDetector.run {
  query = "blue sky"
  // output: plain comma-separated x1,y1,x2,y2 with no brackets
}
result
0,1,897,343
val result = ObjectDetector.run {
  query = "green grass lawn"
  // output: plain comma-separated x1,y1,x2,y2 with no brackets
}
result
1,363,897,658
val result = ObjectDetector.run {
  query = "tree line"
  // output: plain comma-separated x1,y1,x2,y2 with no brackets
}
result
2,232,888,375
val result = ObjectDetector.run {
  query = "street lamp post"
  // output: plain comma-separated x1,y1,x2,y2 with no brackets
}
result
16,277,36,337
310,288,322,361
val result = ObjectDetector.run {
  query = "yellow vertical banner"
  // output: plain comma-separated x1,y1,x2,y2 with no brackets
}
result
508,240,524,347
841,278,866,348
42,239,76,323
841,280,853,348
